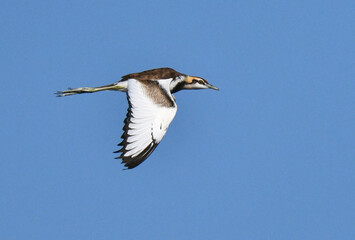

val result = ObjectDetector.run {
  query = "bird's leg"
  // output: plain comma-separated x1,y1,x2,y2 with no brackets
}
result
56,83,124,97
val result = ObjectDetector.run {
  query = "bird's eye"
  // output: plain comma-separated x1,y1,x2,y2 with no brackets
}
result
192,79,203,84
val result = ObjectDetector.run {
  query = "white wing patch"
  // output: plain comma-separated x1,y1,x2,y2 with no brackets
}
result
115,79,177,169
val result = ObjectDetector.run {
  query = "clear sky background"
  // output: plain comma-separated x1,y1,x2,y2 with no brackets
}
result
0,1,354,239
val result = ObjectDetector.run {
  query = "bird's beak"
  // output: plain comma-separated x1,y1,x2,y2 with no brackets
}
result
206,83,219,91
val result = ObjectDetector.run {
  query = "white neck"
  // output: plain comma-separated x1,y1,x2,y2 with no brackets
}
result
157,78,173,91
157,78,177,104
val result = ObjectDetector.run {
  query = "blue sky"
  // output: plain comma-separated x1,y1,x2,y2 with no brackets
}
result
0,0,354,239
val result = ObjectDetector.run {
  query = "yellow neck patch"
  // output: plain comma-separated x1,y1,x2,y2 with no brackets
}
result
185,76,200,83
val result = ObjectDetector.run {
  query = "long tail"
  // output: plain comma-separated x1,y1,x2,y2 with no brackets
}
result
56,83,124,97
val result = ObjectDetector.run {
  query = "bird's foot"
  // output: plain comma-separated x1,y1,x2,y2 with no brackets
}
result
55,87,96,97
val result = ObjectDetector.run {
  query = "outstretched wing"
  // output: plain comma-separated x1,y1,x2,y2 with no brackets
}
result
115,79,177,169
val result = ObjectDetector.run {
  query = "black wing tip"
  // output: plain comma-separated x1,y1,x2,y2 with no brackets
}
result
114,142,159,169
113,151,139,169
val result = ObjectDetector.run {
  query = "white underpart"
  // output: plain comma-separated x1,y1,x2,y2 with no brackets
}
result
123,79,177,158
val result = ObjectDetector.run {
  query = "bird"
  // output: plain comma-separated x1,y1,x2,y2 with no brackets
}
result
57,67,218,169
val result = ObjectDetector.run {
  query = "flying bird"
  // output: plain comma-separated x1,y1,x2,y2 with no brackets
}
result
57,68,218,169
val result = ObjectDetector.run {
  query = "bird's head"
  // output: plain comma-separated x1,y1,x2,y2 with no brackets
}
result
184,76,219,90
171,75,219,93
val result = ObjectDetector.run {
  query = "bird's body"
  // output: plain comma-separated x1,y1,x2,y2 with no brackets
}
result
57,68,218,169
